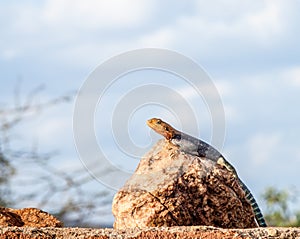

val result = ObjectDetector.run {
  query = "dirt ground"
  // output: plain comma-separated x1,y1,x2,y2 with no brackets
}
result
1,226,300,239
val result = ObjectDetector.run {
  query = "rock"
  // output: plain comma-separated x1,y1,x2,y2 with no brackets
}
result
0,207,63,227
112,139,257,229
1,226,300,239
0,208,23,227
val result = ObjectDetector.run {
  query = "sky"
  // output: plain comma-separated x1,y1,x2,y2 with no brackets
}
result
1,0,300,226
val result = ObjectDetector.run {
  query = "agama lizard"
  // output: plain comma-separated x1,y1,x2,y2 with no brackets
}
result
147,118,267,227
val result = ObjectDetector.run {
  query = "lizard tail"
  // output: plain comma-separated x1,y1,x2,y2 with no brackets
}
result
238,179,267,227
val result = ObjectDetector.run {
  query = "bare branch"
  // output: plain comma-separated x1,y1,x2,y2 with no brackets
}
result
0,85,111,226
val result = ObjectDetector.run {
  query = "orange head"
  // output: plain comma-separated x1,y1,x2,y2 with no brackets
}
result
146,118,176,140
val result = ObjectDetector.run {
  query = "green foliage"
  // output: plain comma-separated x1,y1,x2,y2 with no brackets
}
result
262,186,300,227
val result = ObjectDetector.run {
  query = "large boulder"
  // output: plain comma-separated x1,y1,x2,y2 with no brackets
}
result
112,139,257,229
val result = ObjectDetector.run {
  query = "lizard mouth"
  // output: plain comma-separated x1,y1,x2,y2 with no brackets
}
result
146,118,158,129
146,118,153,127
146,118,162,134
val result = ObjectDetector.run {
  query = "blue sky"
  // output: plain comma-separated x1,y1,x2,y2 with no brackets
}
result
1,0,300,225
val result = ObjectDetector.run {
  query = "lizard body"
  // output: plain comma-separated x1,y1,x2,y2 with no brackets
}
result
147,118,267,227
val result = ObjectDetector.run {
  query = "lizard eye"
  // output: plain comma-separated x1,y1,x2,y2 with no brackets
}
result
157,120,161,124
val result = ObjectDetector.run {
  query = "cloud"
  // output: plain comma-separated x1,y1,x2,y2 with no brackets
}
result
248,132,281,165
1,49,18,61
8,0,153,32
139,28,173,48
0,0,154,64
135,1,300,75
2,0,300,73
45,0,154,29
243,1,284,43
284,66,300,87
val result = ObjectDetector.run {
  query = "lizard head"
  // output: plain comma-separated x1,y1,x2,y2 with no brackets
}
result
146,118,174,140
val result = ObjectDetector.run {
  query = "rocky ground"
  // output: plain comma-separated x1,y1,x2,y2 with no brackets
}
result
1,226,300,239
